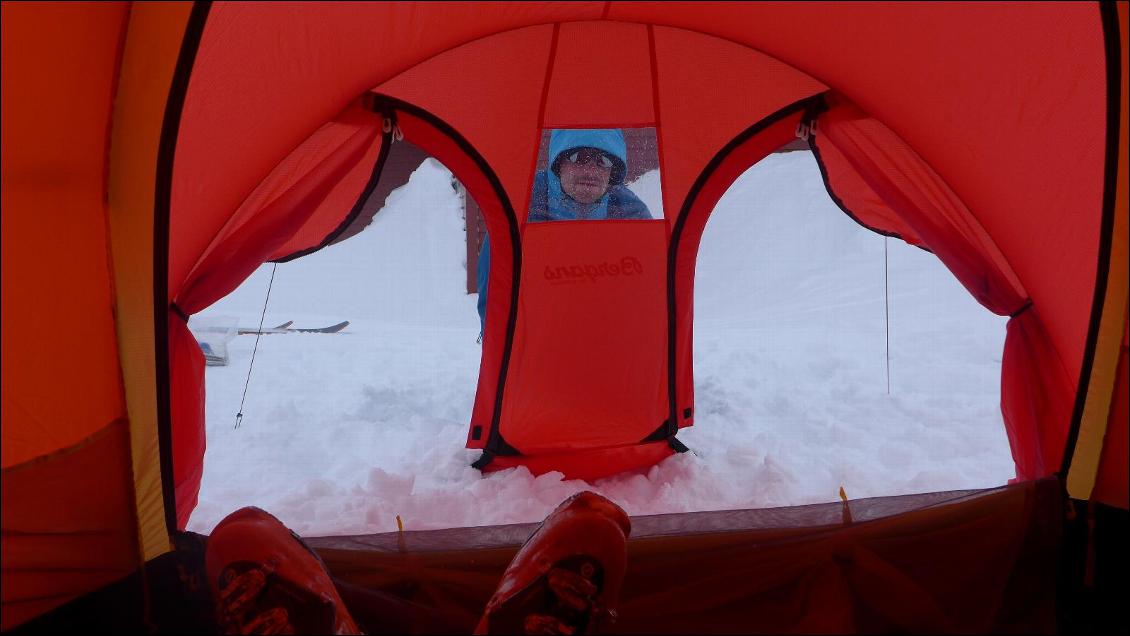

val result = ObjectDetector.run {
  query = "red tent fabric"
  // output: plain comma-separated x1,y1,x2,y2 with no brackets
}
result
160,3,1115,493
327,21,832,477
155,0,1126,526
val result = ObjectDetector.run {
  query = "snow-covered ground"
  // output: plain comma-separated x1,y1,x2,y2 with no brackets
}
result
187,152,1014,536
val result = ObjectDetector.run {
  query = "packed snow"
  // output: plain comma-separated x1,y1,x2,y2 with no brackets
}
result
187,151,1014,536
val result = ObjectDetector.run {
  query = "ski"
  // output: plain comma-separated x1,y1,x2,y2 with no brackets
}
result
290,320,350,333
237,321,293,335
237,320,349,335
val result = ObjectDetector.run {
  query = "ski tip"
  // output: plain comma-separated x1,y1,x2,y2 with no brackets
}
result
310,320,349,333
289,320,350,333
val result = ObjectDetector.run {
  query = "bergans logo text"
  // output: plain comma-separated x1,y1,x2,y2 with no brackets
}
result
544,257,644,284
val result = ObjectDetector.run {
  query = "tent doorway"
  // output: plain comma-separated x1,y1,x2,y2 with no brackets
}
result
686,140,1014,508
188,154,485,536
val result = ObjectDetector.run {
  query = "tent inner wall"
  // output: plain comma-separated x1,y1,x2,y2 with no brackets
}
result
0,3,130,469
0,3,148,629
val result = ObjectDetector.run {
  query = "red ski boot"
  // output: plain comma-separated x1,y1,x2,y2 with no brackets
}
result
205,507,361,635
475,491,631,635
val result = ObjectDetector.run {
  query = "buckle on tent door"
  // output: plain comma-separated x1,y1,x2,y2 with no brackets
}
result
796,118,817,141
382,117,404,142
796,95,827,141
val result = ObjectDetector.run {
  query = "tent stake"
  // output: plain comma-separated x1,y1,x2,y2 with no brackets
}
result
236,263,278,429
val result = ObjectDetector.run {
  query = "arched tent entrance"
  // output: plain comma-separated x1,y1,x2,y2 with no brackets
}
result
340,21,835,480
2,2,1126,632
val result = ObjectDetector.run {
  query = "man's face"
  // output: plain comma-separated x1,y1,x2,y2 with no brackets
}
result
558,148,613,204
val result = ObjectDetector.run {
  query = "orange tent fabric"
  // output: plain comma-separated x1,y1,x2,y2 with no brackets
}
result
1,3,142,629
2,2,1126,630
1,1,130,469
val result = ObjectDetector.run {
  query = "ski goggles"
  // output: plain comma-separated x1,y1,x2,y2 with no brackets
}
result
561,148,615,169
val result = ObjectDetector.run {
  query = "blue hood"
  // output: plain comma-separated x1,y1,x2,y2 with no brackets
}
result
544,128,628,220
548,128,627,184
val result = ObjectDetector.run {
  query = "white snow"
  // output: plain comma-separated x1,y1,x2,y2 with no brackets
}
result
187,152,1014,537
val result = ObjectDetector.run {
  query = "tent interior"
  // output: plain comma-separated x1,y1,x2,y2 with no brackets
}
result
2,2,1126,633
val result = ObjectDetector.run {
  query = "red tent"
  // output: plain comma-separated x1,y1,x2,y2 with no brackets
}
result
2,2,1126,632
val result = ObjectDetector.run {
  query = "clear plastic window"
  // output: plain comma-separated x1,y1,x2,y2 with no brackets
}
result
530,127,663,222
